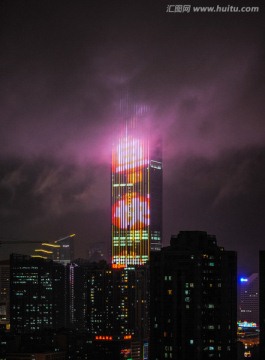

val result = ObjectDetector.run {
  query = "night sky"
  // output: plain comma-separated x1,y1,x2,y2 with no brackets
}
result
0,0,264,274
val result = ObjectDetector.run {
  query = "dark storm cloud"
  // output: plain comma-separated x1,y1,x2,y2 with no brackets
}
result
164,146,265,273
1,1,120,161
1,1,264,160
1,0,264,269
0,158,108,221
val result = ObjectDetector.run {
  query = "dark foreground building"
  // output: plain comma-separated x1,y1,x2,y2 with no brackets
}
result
69,259,149,359
10,254,68,334
0,260,10,328
259,251,265,359
150,231,237,360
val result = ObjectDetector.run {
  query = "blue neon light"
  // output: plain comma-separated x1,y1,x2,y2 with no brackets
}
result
240,278,248,282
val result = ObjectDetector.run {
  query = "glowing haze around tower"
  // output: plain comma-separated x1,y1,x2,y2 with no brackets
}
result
111,104,162,267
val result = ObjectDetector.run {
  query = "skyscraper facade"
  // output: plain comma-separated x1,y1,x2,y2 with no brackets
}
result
150,231,237,360
111,104,162,267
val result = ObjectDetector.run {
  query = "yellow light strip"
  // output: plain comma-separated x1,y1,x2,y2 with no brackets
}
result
35,249,53,254
31,255,47,259
42,243,60,248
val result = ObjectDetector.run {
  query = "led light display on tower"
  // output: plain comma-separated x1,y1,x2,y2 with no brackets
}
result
112,106,162,267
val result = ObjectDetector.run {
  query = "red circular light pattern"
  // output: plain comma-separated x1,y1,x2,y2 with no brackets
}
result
112,193,150,229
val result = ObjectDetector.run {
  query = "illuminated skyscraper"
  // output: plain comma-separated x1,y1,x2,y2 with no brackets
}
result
111,103,162,267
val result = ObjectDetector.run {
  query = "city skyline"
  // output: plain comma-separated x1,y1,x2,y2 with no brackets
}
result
0,1,264,274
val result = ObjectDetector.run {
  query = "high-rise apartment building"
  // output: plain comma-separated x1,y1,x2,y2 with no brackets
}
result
150,231,237,360
238,273,259,324
68,259,149,359
259,251,265,358
0,260,10,327
68,260,113,333
111,103,162,267
69,260,149,338
10,254,68,334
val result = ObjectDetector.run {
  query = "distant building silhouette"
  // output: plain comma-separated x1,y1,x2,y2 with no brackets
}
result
87,241,106,262
53,235,75,265
10,254,68,334
150,231,237,360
